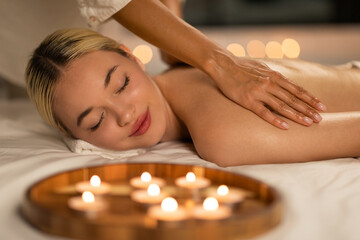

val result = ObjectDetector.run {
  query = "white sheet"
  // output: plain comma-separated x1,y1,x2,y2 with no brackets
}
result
1,99,360,240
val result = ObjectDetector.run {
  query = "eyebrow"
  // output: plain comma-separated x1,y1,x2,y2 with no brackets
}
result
77,107,93,127
76,65,119,128
104,65,119,88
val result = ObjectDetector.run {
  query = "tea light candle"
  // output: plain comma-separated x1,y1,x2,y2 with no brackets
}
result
68,191,107,212
75,175,111,195
193,197,231,220
209,185,245,206
175,172,210,190
130,172,165,189
148,197,188,221
131,184,168,205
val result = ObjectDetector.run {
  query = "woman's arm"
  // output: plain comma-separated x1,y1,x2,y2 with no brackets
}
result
111,0,326,130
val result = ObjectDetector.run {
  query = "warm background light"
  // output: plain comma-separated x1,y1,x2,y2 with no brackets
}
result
132,44,153,64
226,43,246,57
246,40,266,58
140,172,152,182
282,38,300,58
265,41,283,59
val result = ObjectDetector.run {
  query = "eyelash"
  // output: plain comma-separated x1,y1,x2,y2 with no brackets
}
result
115,75,130,94
90,75,130,132
90,112,104,131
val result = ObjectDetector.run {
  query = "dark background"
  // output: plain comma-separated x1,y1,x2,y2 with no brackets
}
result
183,0,360,26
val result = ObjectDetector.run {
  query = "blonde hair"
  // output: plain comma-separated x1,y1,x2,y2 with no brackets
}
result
25,28,128,134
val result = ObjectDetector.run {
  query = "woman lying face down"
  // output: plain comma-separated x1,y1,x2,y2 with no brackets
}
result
26,28,360,166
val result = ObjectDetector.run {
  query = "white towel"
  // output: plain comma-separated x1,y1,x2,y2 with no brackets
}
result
62,136,147,159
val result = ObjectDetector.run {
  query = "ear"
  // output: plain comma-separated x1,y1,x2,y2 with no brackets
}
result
118,44,146,72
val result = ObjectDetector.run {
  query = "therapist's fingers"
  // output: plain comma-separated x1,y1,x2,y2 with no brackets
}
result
274,72,327,112
261,93,314,127
251,101,290,130
270,85,323,123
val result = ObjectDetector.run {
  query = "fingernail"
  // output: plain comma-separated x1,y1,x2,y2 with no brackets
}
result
303,117,313,125
313,113,322,122
281,122,289,129
317,102,327,111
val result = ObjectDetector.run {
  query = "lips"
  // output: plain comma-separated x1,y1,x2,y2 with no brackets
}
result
130,108,151,137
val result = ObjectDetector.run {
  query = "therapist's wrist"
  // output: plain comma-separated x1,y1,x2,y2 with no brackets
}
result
201,47,235,85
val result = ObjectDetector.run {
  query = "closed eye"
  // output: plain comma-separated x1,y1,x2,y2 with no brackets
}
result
116,75,130,94
90,112,104,131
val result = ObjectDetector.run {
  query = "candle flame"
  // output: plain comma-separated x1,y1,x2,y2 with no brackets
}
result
203,197,219,211
186,172,196,182
217,185,229,196
90,175,101,187
82,191,95,203
147,184,160,196
141,172,152,182
161,197,178,212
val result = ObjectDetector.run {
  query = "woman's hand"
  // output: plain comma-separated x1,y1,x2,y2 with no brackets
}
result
206,53,326,129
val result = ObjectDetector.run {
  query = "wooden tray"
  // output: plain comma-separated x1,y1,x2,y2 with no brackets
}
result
21,163,283,240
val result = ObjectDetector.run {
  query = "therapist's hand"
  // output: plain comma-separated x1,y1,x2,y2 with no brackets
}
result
113,0,326,130
206,54,326,129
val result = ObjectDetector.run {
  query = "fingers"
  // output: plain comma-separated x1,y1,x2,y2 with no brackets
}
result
273,71,327,112
244,73,322,128
252,102,290,130
261,93,315,127
270,84,323,123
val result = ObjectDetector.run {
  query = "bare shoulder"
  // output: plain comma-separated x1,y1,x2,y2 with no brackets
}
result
153,67,266,166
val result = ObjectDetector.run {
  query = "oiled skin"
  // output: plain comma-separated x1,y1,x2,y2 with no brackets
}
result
154,59,360,166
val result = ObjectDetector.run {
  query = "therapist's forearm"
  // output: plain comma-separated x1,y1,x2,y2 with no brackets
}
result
112,0,223,74
159,0,183,18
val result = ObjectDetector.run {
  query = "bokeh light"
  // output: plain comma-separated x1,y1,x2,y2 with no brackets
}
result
265,41,283,59
132,44,153,64
226,43,246,57
282,38,300,58
246,40,266,58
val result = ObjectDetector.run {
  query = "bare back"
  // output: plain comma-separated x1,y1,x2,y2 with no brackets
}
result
154,59,360,165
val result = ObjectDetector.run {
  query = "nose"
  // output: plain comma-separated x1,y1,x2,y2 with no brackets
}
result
114,103,135,127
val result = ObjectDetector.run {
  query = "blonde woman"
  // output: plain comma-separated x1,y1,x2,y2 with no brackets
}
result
26,28,360,166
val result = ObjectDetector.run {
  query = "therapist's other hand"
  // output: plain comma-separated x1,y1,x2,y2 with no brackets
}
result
208,55,326,130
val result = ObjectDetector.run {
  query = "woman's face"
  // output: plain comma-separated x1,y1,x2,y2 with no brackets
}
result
53,49,168,150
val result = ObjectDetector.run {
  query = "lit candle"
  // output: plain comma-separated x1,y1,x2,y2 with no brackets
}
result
208,185,245,207
130,172,165,189
75,175,111,195
193,197,231,220
175,172,210,190
130,184,168,206
68,191,107,212
148,197,188,221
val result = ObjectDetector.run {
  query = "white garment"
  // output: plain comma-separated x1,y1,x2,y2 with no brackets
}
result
77,0,132,27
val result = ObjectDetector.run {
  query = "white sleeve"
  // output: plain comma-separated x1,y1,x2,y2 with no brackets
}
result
76,0,132,28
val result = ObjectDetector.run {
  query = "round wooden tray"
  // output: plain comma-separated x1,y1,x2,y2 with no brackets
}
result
21,163,283,240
